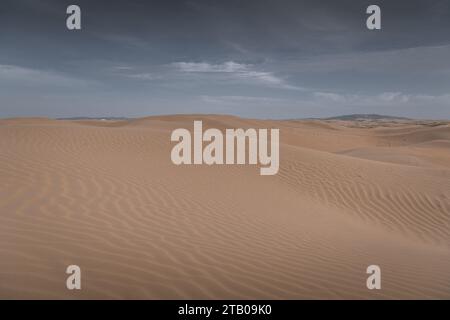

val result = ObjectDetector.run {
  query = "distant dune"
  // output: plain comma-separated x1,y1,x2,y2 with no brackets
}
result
0,115,449,299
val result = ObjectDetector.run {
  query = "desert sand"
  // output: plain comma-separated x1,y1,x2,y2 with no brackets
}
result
0,115,449,299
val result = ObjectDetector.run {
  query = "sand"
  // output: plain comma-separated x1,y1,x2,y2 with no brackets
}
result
0,115,449,299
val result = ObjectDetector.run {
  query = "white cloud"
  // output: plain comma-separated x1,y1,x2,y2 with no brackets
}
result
172,61,248,73
112,66,134,71
312,91,450,107
124,73,159,80
313,91,349,102
172,61,302,90
200,95,285,105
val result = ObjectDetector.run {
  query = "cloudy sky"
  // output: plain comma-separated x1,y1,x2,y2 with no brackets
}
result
1,0,449,119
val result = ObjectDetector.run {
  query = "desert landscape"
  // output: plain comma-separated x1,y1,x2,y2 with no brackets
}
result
0,114,449,299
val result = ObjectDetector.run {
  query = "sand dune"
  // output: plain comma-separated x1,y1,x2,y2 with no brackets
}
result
0,115,449,299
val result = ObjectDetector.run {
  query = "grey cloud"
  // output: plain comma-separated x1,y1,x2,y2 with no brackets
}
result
0,64,95,87
279,45,450,74
1,0,449,119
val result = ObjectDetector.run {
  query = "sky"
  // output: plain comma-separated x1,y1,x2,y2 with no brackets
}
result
1,0,450,119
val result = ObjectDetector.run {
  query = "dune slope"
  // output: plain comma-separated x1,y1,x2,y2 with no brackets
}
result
0,116,449,299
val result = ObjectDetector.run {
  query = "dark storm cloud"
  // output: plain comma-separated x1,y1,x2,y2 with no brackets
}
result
1,0,449,118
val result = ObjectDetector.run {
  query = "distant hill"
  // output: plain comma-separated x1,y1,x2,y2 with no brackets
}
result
324,114,410,121
56,114,413,122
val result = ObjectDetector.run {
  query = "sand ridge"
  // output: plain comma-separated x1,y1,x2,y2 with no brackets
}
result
0,115,449,299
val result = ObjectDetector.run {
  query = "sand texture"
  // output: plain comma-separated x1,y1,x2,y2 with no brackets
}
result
1,115,449,299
